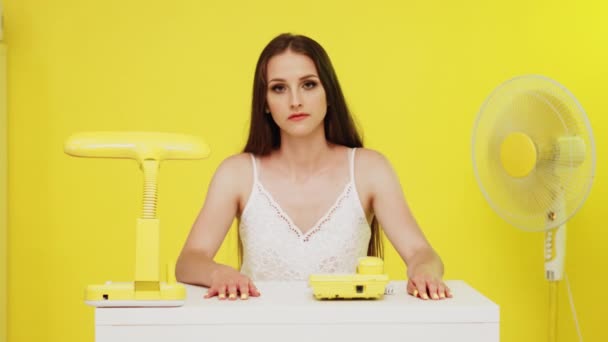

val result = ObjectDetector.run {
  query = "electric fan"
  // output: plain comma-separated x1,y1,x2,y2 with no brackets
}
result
472,75,595,341
65,132,210,307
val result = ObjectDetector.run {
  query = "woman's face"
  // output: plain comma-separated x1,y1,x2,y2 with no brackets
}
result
265,50,328,138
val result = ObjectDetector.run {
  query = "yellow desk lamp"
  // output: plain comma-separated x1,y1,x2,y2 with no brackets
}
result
65,132,210,307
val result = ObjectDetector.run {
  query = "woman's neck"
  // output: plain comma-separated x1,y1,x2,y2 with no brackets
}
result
275,129,335,181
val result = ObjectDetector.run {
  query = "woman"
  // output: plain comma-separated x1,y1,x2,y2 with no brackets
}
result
176,33,451,301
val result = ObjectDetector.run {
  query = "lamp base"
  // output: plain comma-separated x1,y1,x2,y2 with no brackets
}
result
85,281,186,307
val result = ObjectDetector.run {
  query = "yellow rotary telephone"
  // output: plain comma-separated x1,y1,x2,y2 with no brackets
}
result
309,257,390,299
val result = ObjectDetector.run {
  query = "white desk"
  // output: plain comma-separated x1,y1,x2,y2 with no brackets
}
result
94,280,499,342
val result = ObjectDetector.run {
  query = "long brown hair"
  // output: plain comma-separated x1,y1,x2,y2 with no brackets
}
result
242,33,382,259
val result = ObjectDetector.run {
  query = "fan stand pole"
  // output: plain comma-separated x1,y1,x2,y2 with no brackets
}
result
548,280,558,342
545,223,566,342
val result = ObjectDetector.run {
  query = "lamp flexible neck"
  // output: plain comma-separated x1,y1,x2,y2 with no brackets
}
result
141,160,159,219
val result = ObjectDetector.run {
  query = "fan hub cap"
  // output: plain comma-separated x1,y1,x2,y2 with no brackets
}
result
500,132,537,178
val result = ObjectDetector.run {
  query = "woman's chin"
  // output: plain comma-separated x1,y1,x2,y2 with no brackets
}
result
281,126,324,140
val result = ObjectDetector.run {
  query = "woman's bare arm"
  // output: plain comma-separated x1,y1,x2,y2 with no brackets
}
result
357,149,451,300
176,154,259,299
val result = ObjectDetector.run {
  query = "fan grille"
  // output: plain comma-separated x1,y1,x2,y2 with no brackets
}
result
472,75,596,232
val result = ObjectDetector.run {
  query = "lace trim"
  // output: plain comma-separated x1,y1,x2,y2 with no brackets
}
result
303,185,352,242
256,183,301,237
255,182,353,241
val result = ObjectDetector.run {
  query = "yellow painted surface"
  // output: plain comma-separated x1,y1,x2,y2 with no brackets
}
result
4,1,608,341
1,42,7,342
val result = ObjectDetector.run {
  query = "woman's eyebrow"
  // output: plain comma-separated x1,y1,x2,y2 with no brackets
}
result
268,74,319,83
299,74,319,80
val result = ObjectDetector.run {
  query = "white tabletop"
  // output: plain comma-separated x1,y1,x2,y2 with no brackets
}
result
96,280,499,326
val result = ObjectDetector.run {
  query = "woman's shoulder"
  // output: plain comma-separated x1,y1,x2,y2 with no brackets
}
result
219,152,252,166
215,153,253,176
210,153,254,200
354,147,391,168
353,147,396,181
210,153,254,187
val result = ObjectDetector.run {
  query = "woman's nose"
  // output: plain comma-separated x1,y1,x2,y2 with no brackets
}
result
289,90,302,109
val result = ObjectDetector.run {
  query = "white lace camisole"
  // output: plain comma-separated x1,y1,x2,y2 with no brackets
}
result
239,148,371,280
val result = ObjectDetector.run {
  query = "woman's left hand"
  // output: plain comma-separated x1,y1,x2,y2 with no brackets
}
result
406,267,452,300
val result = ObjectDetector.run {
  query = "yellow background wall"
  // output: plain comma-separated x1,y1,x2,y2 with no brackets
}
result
1,41,7,342
2,2,8,340
4,1,607,341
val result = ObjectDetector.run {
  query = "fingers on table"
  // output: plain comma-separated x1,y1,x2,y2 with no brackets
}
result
408,279,451,300
205,279,261,300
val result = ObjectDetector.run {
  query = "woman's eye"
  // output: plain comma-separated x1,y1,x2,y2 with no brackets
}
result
271,85,286,93
303,81,317,89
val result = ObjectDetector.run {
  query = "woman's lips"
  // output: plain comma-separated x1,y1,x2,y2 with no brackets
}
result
288,113,309,121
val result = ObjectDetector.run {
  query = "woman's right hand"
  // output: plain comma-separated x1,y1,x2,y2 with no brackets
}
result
204,267,261,300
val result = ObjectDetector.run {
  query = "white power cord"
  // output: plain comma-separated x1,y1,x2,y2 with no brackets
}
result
565,272,583,341
384,283,395,295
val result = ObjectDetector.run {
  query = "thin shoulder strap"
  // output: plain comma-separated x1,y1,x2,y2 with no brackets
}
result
349,148,357,183
250,153,258,181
